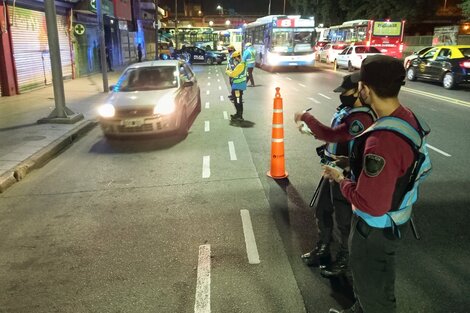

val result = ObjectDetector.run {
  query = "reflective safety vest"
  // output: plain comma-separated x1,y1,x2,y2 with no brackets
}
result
232,62,247,84
350,114,432,228
243,47,256,65
226,53,235,70
324,106,376,160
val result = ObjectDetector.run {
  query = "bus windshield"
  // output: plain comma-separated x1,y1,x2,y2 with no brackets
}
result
271,28,314,53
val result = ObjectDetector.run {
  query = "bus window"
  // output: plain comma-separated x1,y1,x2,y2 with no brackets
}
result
272,28,293,52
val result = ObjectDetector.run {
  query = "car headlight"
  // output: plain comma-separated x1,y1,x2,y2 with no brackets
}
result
267,51,282,65
154,94,176,115
98,104,115,118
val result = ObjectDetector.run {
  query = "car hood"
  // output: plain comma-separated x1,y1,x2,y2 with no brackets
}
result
107,88,178,109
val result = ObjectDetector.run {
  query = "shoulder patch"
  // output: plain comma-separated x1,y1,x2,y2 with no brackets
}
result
364,154,386,177
349,120,365,136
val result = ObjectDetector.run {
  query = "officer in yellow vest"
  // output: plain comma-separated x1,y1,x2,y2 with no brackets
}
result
225,51,247,121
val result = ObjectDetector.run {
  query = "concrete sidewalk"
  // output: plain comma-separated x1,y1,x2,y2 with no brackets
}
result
0,71,122,192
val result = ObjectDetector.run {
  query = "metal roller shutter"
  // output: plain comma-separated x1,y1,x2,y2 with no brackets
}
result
9,6,72,93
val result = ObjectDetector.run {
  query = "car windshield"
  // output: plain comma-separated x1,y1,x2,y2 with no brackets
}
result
355,46,381,53
115,66,178,92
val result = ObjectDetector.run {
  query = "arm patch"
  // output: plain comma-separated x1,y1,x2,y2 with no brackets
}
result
349,120,365,136
364,154,386,177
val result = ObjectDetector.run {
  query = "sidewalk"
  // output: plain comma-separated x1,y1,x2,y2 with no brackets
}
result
0,71,122,192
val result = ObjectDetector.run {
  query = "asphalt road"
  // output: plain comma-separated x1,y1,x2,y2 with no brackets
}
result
0,62,469,313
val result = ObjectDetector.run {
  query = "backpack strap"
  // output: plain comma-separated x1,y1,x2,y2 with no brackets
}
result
361,116,422,148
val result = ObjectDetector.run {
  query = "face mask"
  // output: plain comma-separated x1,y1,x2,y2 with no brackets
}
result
340,94,357,107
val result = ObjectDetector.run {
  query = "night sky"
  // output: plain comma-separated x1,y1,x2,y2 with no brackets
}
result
201,0,291,16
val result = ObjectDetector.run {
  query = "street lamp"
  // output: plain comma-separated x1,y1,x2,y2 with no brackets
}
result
217,5,223,15
209,20,214,27
225,20,231,27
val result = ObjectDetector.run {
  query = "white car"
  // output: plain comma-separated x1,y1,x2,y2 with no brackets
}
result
319,43,347,64
403,46,433,69
334,45,382,71
97,60,201,138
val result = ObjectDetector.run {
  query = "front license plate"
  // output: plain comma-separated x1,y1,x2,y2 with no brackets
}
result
123,118,144,127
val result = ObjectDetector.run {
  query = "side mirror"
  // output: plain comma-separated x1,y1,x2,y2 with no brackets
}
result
183,81,194,87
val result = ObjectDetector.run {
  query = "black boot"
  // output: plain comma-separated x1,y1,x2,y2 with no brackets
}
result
300,241,331,267
329,302,363,313
321,250,349,277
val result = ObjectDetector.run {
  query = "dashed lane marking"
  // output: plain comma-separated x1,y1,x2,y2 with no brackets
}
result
308,97,320,104
202,156,210,178
228,141,237,161
218,86,222,90
206,90,210,95
194,244,211,313
217,79,220,82
205,121,210,132
318,93,331,100
299,83,306,87
286,77,292,80
220,95,224,101
426,144,451,157
207,82,211,86
240,210,260,264
205,102,210,109
223,111,228,120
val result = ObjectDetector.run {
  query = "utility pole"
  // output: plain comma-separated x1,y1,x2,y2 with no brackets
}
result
175,0,178,49
39,0,83,124
155,0,159,59
97,0,109,92
283,0,286,15
268,0,271,15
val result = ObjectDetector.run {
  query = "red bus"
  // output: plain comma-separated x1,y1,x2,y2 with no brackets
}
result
323,19,406,59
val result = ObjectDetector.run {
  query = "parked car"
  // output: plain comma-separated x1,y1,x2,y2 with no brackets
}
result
334,45,382,71
406,45,470,89
314,40,330,60
319,43,347,64
403,46,434,69
97,60,201,138
176,46,226,65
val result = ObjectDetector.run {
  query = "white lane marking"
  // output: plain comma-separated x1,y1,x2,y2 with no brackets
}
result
202,156,210,178
217,79,220,82
299,83,306,87
207,82,211,86
426,144,451,157
228,141,237,161
240,210,260,264
286,77,292,80
223,111,228,120
205,121,210,132
318,93,331,100
208,76,211,79
402,87,470,108
216,73,219,76
220,95,224,101
206,90,210,95
194,244,211,313
218,86,222,90
308,97,320,104
205,102,210,109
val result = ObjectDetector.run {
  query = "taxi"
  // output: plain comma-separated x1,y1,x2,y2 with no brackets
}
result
406,45,470,89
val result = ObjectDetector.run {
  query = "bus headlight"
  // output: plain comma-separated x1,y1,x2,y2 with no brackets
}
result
98,104,116,118
267,51,282,65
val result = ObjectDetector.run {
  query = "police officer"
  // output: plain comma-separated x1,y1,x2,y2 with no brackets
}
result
325,55,428,313
225,51,247,121
242,42,256,87
294,73,376,277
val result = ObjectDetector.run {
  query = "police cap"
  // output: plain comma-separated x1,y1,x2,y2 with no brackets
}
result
333,72,360,93
353,55,406,88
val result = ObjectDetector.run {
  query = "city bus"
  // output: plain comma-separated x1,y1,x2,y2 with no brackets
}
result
216,29,243,52
323,19,406,59
244,15,316,69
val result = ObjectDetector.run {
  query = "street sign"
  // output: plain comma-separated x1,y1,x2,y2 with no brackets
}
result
74,23,86,35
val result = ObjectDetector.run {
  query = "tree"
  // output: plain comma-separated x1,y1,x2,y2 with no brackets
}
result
462,0,470,19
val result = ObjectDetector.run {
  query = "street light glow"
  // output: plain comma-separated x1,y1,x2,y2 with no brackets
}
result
225,20,231,26
209,20,214,26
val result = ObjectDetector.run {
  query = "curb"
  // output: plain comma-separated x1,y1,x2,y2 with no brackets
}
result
0,120,97,193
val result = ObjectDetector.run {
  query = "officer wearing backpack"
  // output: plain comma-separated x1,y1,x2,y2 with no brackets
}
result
242,43,256,87
293,73,376,278
324,55,431,313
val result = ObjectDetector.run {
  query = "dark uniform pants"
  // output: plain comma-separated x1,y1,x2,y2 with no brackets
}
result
312,177,352,249
349,214,408,313
247,67,255,86
231,89,244,116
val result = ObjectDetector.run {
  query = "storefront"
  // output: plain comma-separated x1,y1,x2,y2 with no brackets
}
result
8,5,73,93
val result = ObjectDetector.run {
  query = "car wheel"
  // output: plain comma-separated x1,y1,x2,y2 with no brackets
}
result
407,67,417,81
207,57,214,65
348,61,354,72
217,61,222,65
443,72,456,89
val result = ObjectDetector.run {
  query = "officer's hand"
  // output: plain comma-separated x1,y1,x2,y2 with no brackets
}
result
322,165,345,183
294,111,304,123
332,156,350,170
225,70,231,76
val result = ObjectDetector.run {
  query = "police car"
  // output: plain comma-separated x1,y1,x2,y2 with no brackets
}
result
176,46,226,65
406,45,470,89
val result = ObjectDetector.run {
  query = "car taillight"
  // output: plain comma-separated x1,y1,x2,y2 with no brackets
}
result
460,61,470,68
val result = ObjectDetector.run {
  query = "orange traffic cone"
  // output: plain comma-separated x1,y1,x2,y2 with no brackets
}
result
267,87,288,179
